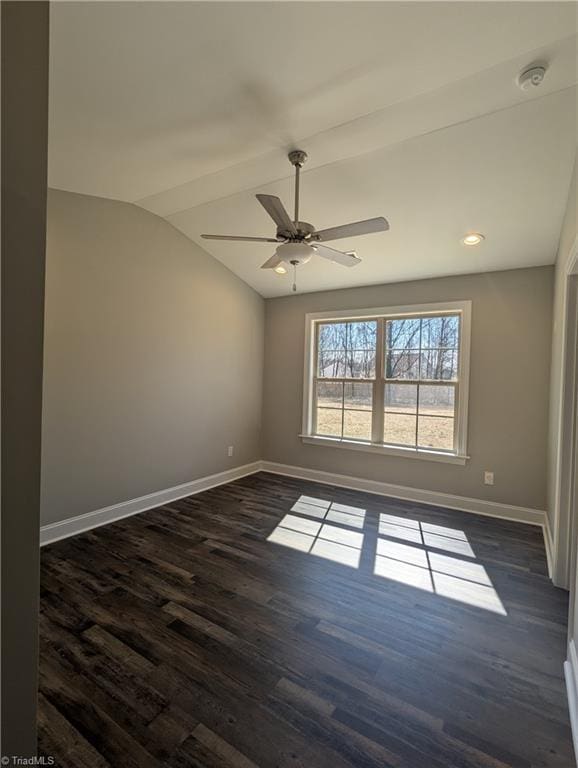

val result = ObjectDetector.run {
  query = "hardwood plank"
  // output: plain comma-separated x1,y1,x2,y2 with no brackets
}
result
37,693,111,768
39,472,572,767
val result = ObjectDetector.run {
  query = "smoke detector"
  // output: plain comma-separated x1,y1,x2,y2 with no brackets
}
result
517,64,547,92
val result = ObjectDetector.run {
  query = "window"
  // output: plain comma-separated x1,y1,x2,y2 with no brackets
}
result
302,302,471,464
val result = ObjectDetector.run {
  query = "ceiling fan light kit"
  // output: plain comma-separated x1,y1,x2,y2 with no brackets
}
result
201,149,389,291
276,242,313,266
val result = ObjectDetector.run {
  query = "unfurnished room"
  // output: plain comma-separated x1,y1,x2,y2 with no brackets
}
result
1,2,578,766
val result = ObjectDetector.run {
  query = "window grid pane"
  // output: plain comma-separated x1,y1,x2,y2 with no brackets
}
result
315,380,343,437
317,321,377,379
417,415,455,451
316,407,343,437
384,411,417,447
344,382,372,411
343,409,372,441
316,381,343,409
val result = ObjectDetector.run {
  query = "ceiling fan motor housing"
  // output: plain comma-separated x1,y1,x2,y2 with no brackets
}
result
277,220,315,241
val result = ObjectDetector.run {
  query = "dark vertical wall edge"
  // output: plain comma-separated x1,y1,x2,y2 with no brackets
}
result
1,1,49,756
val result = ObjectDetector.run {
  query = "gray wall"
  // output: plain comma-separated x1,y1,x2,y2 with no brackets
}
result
41,190,264,526
263,266,553,511
1,1,49,756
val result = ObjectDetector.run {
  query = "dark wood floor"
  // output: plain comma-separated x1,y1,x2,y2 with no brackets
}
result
38,472,573,768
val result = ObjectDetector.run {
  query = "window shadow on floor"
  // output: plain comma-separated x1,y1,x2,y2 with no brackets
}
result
267,494,507,616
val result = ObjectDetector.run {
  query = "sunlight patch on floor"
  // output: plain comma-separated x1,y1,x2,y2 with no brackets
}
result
433,572,505,614
374,517,506,614
291,499,331,519
379,513,475,557
268,497,365,568
326,508,365,529
268,496,507,614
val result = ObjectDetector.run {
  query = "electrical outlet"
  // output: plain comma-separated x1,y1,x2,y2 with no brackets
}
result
227,446,234,457
484,471,494,486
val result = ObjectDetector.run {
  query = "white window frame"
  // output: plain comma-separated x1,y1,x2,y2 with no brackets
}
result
301,301,471,465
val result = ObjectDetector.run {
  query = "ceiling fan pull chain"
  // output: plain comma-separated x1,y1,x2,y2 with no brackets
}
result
292,262,297,293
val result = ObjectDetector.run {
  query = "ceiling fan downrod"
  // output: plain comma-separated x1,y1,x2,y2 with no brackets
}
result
288,149,308,229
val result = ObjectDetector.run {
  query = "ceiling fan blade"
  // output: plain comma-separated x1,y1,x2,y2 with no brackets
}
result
314,216,389,242
256,194,297,235
201,234,280,242
312,244,362,267
260,254,283,270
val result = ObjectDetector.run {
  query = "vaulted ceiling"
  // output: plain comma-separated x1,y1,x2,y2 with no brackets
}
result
49,2,577,297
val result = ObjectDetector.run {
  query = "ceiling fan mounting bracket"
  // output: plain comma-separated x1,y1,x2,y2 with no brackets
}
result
288,149,308,167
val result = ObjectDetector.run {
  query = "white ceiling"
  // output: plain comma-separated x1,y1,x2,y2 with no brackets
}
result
49,2,578,297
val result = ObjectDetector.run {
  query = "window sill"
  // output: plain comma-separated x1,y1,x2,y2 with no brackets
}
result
299,434,469,465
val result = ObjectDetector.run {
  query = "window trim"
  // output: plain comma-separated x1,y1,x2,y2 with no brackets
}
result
301,301,472,465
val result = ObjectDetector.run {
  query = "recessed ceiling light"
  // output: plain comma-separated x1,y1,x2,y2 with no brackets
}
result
461,233,485,246
274,265,287,275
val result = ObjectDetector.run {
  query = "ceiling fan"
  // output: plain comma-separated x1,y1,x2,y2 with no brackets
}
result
201,150,389,290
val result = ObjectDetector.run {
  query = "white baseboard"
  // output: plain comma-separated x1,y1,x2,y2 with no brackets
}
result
544,512,555,579
565,640,578,766
260,461,546,527
41,458,547,548
40,461,262,546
